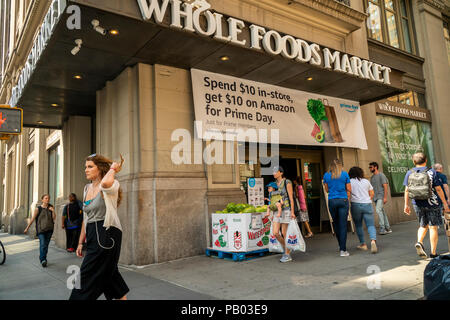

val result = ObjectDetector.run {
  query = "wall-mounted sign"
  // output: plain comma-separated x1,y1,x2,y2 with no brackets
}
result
247,178,264,207
0,106,23,135
9,0,67,107
375,99,431,122
137,0,392,85
191,69,368,149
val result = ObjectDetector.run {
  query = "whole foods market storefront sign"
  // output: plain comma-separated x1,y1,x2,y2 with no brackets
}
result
138,0,392,85
191,69,368,149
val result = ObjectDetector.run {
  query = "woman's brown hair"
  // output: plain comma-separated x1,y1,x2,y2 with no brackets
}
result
86,154,123,206
329,159,343,179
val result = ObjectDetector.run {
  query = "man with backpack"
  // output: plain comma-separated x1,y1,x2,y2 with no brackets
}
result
24,194,55,267
403,153,450,259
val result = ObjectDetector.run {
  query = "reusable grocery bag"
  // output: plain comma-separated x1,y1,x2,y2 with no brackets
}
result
268,223,283,253
286,219,306,252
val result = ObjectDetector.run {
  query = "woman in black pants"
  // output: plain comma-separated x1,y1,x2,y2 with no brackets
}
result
62,193,83,252
69,154,129,300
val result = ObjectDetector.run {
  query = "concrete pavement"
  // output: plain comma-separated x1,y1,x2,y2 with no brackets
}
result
0,220,448,300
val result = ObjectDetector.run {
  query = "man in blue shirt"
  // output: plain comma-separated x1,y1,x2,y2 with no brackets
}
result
403,153,450,259
434,163,449,207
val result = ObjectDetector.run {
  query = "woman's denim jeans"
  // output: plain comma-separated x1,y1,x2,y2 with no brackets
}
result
351,203,377,244
38,231,53,262
328,199,349,251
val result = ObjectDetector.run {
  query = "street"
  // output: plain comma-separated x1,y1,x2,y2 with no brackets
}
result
1,220,448,300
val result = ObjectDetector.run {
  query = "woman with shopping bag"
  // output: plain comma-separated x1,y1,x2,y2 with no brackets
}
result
271,166,297,263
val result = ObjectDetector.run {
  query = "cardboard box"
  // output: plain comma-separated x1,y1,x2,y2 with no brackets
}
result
211,213,271,252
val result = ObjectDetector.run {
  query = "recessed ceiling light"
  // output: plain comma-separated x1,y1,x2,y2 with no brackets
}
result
220,56,230,61
51,103,59,107
306,77,313,81
37,121,44,125
74,75,82,79
109,29,119,35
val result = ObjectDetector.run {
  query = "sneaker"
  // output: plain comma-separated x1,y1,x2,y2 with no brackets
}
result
379,229,387,235
356,244,368,251
280,254,292,263
430,253,439,259
415,242,428,259
371,241,378,254
340,251,350,257
41,260,47,268
385,229,392,234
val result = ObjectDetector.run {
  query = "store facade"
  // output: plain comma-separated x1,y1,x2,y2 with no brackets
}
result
1,0,449,264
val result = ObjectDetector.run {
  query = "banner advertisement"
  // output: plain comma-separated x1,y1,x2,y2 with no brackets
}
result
247,178,264,207
191,69,368,149
377,114,435,194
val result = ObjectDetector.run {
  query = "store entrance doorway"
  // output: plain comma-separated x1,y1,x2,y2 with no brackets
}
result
260,149,325,231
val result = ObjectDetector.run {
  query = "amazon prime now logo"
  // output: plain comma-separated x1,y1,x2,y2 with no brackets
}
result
171,121,280,175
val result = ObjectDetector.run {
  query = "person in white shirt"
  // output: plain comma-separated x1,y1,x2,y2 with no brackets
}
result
349,166,378,253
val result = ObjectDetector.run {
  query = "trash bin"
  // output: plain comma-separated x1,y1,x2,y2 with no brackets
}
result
424,254,450,300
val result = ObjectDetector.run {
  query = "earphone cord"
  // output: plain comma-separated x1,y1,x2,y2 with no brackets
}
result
94,220,115,250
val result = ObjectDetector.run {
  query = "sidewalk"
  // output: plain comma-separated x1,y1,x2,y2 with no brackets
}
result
0,220,448,300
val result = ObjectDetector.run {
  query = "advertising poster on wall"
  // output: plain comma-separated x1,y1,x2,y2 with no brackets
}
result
377,114,435,194
247,178,264,207
191,69,368,149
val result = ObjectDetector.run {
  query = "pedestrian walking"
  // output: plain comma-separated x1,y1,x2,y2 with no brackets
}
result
433,163,449,207
69,153,129,300
24,194,55,267
271,166,296,263
294,176,313,238
61,193,83,252
348,167,377,253
369,162,392,235
323,159,351,257
403,153,450,259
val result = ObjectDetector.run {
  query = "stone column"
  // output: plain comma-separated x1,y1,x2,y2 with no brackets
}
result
413,1,450,173
52,116,92,249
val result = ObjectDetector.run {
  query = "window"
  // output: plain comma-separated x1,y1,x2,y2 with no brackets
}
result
387,90,425,108
48,143,61,205
27,163,34,217
444,17,450,66
28,128,35,155
365,0,416,54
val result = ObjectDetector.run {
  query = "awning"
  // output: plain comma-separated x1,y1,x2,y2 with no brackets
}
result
15,2,405,128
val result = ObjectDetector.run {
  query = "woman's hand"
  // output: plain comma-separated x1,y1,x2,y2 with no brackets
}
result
291,210,296,220
76,244,83,257
110,154,124,173
24,226,29,234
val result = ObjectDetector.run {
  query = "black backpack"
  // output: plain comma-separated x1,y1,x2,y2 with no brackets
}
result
36,205,54,234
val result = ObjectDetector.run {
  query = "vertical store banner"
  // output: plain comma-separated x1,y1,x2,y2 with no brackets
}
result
191,69,368,149
376,114,435,194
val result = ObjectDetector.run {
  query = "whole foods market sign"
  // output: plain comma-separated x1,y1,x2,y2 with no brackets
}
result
191,69,368,149
9,0,67,107
138,0,392,84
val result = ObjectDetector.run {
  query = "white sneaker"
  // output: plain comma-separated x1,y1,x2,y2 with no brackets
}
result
340,251,350,257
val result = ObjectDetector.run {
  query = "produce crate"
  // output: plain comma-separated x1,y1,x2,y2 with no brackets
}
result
211,212,271,252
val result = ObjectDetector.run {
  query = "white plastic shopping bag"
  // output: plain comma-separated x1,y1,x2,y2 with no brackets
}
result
268,222,284,253
286,219,306,252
